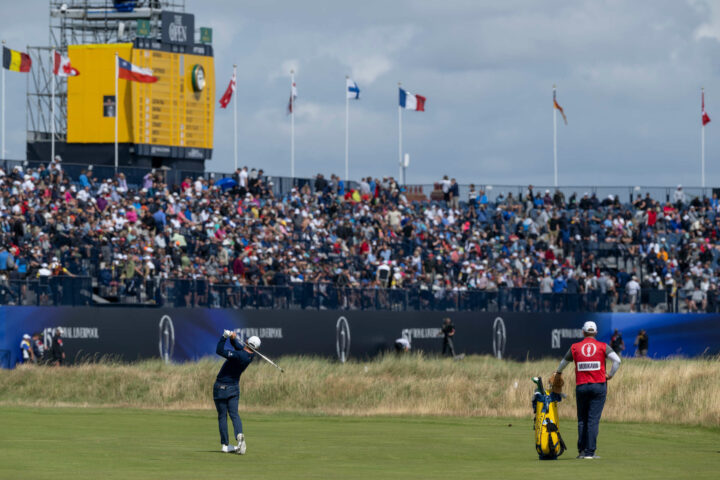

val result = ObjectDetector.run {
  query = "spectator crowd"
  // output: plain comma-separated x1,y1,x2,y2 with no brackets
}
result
1,158,719,313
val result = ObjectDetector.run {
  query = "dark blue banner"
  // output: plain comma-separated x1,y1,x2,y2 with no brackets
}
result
1,307,718,368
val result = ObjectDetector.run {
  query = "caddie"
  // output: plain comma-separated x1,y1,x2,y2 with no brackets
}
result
552,321,621,459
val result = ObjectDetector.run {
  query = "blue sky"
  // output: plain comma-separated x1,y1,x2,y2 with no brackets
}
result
2,0,720,186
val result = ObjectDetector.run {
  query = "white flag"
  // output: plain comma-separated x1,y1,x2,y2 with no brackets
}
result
346,78,360,99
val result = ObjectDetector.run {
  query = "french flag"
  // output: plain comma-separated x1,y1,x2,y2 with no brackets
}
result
118,57,157,83
399,87,426,111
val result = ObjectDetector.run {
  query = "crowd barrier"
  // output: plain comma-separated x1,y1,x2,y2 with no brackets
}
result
2,277,685,313
1,307,718,368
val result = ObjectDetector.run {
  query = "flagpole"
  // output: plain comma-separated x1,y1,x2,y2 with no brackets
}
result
553,85,558,188
51,49,55,164
1,40,5,160
702,87,706,190
398,82,403,185
114,52,118,173
233,64,238,172
345,76,349,182
702,120,706,189
290,69,295,179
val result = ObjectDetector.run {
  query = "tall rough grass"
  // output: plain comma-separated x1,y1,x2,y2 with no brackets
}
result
1,355,718,426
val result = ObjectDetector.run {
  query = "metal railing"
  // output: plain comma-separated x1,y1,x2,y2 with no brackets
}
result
406,183,717,205
8,156,715,203
1,276,692,312
105,281,684,312
0,277,92,306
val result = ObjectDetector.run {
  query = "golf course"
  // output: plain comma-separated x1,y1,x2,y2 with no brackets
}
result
1,355,719,478
1,408,718,479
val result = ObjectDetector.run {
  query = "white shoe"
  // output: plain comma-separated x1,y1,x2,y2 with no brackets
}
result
221,444,236,453
236,433,247,455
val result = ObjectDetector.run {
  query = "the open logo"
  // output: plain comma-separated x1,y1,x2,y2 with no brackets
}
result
336,316,351,363
581,343,597,357
492,317,507,359
158,315,175,364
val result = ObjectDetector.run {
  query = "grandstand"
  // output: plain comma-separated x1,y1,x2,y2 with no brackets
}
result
0,160,716,314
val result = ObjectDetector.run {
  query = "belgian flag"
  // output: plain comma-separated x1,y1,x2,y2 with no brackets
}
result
2,46,31,72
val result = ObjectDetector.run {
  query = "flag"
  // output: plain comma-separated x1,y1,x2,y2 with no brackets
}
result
399,88,425,111
347,78,360,99
287,81,297,114
118,57,157,83
2,46,31,72
702,90,711,126
553,89,567,125
53,51,79,77
219,70,236,108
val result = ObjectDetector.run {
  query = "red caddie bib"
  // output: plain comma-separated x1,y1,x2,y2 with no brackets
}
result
571,338,607,385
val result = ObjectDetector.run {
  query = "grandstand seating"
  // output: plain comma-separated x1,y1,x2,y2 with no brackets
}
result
0,161,717,313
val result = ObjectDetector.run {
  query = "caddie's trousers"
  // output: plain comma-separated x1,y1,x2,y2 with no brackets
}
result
213,381,243,445
576,382,607,456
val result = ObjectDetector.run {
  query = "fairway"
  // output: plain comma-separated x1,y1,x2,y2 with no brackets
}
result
1,407,718,479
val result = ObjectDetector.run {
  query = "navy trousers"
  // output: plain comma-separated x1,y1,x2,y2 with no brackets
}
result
576,382,607,455
213,382,243,445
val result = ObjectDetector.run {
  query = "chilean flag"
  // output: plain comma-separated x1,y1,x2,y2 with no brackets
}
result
53,51,79,77
399,87,426,111
118,57,157,83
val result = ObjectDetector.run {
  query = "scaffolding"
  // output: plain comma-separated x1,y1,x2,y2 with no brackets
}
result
27,0,186,158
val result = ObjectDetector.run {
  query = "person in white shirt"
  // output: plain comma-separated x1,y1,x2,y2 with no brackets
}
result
394,336,411,353
673,185,685,205
441,175,451,202
239,167,249,189
76,186,91,204
37,263,52,277
21,176,34,193
625,276,641,313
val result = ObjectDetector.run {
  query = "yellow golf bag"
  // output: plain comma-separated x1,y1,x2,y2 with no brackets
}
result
532,377,567,460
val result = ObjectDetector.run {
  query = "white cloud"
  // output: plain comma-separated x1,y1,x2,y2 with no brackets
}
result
691,0,720,41
269,59,300,82
317,25,418,85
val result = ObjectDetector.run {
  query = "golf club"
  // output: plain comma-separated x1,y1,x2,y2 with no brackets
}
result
241,341,284,373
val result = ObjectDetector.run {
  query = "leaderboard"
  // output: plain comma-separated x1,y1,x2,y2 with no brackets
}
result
132,42,214,160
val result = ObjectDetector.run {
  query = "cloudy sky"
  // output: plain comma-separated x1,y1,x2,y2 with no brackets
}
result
2,0,720,186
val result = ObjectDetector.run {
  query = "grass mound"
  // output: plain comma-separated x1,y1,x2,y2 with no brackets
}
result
2,354,719,425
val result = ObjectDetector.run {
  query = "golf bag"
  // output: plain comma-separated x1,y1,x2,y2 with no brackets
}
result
532,377,567,460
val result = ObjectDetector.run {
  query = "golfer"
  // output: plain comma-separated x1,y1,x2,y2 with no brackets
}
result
554,321,621,459
214,330,259,454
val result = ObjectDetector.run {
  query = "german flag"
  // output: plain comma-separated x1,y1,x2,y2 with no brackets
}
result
3,46,31,72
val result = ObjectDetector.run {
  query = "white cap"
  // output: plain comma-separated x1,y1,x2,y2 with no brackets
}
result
582,321,597,334
23,334,31,340
247,336,261,350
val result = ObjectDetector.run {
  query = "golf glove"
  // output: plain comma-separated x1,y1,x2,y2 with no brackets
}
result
223,329,232,338
549,372,564,394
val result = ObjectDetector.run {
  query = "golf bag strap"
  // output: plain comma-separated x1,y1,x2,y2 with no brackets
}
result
544,420,566,457
557,431,567,454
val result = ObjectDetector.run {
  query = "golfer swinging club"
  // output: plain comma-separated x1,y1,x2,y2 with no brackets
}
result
554,321,621,459
214,329,260,454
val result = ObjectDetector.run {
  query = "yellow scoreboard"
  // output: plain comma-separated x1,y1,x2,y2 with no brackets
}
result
67,43,134,144
66,41,214,160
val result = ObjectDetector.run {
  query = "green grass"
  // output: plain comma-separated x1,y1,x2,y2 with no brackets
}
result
1,407,718,480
